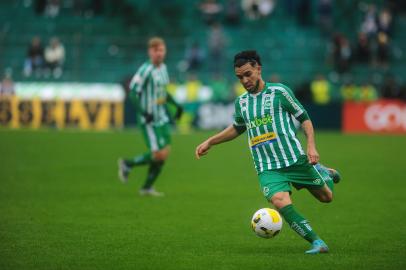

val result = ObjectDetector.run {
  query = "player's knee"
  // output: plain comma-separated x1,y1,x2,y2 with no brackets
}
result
153,149,169,161
153,152,165,161
319,192,333,203
270,193,290,209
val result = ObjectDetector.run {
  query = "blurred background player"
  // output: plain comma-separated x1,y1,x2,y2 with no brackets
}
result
195,50,340,254
118,37,183,196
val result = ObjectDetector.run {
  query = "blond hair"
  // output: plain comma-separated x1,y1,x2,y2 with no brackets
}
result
148,37,165,48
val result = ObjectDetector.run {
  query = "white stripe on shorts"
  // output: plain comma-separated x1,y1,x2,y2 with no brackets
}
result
145,124,159,151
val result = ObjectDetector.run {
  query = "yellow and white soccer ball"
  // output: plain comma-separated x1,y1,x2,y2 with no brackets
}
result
251,208,282,238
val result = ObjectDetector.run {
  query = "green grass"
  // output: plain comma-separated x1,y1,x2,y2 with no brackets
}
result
0,129,405,270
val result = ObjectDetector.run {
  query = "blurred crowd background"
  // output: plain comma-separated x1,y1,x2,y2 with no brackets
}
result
0,0,405,131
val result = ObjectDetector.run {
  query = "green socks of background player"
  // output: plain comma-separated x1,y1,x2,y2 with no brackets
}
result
125,153,152,167
279,204,320,243
124,154,164,189
142,161,164,189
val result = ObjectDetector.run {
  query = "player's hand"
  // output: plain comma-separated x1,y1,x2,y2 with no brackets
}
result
143,113,154,123
307,147,319,164
175,106,183,120
195,140,211,159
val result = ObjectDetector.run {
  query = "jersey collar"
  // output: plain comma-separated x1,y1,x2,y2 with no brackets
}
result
249,81,269,97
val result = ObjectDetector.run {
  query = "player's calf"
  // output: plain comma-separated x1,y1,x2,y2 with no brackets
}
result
308,186,333,203
318,192,333,203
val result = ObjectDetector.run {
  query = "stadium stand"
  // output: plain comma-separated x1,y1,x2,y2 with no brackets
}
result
0,0,405,96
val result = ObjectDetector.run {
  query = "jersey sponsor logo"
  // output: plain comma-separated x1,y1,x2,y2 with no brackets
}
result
246,114,273,129
250,132,277,148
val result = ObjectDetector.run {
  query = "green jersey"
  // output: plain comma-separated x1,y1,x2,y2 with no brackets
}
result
233,82,310,174
130,61,170,125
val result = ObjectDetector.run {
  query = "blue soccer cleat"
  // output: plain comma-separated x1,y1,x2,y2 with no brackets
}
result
328,168,341,184
315,163,341,184
305,239,329,254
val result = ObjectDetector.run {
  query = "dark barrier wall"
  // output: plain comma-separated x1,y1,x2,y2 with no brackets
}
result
123,98,138,127
303,102,342,130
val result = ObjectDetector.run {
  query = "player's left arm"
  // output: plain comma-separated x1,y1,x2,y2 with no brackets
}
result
301,120,319,164
279,85,319,164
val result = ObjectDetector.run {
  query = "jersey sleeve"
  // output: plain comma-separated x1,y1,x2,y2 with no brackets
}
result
233,98,246,134
279,85,309,123
128,64,153,115
129,63,152,94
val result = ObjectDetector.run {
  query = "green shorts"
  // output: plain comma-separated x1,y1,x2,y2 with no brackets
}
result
140,123,171,152
258,155,331,201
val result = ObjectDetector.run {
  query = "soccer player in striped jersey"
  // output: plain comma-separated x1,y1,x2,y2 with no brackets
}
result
195,50,341,254
118,37,183,196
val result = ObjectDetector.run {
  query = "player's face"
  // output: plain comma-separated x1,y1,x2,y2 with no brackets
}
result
235,63,261,93
148,44,166,65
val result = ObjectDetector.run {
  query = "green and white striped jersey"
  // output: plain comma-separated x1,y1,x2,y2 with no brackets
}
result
233,82,310,174
130,61,170,125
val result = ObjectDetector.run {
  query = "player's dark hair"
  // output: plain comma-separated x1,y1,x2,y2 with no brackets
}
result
234,50,262,68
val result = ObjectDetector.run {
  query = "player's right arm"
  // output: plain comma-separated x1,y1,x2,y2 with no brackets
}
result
195,98,246,159
278,84,319,164
195,125,242,159
129,63,153,122
301,120,319,164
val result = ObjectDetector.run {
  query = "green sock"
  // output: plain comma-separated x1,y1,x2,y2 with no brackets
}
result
142,161,164,189
125,153,152,167
279,204,319,243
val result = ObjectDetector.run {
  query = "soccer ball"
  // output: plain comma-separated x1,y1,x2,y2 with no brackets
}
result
251,208,282,238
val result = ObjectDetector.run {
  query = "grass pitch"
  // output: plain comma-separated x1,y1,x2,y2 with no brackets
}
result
0,129,405,270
